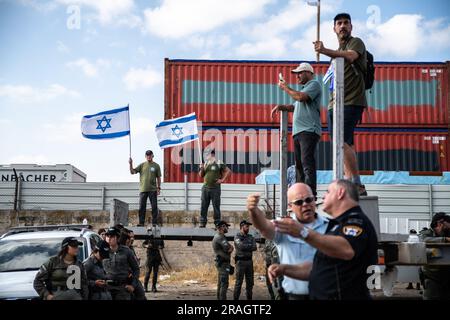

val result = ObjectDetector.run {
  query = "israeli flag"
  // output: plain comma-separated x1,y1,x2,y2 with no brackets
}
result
323,62,334,92
81,106,130,139
155,113,199,149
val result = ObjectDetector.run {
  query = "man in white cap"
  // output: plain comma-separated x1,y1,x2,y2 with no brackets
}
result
272,62,322,197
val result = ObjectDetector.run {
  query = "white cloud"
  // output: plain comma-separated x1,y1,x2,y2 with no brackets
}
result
143,0,271,39
56,0,135,25
56,40,70,53
247,0,318,38
66,58,112,77
18,0,58,12
0,84,80,103
123,65,162,91
66,58,97,77
359,14,450,59
291,20,338,60
42,112,85,143
234,0,339,59
236,37,287,58
187,35,231,51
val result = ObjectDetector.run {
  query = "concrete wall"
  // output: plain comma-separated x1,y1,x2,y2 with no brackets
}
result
0,209,257,271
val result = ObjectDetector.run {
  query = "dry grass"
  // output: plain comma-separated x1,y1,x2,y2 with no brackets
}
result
155,251,268,285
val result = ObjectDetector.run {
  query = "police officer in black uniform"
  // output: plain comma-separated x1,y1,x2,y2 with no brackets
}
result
233,220,257,300
84,240,112,300
265,179,378,300
103,227,140,300
143,238,165,292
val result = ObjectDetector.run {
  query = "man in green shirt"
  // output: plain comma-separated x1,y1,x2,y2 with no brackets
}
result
272,62,322,197
314,12,368,196
129,150,161,226
199,149,231,227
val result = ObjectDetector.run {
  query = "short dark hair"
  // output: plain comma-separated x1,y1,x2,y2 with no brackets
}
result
98,228,106,235
335,179,359,202
334,13,351,24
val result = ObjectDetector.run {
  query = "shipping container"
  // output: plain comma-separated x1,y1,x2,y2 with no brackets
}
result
164,127,450,184
165,59,450,127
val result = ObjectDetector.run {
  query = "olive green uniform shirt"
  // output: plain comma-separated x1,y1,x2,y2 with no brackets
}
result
134,161,161,192
202,160,227,189
329,36,367,109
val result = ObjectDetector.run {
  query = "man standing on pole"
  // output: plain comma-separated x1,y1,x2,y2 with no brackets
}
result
272,63,322,197
313,13,368,196
129,150,162,226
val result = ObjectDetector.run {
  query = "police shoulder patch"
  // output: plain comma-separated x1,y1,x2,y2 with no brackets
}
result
342,225,363,237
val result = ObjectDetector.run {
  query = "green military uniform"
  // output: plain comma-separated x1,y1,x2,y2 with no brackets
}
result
233,231,257,300
419,228,450,300
103,245,140,300
33,256,89,300
200,159,227,226
135,160,161,225
263,239,283,300
212,232,232,300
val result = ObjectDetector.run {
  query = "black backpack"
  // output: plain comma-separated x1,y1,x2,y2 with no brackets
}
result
364,50,375,90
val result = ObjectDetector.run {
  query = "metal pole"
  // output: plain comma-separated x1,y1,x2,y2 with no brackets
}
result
332,57,345,180
101,187,105,211
13,168,19,211
428,184,434,221
184,174,188,211
316,0,321,63
280,110,288,216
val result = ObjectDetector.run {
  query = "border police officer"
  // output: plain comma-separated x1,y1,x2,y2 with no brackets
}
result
84,240,112,300
34,237,88,300
233,220,257,300
419,212,450,300
212,220,234,300
143,238,165,292
103,227,140,300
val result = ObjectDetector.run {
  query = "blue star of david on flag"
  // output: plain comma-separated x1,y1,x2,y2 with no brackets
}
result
171,124,184,138
81,106,130,140
96,115,112,133
155,113,199,149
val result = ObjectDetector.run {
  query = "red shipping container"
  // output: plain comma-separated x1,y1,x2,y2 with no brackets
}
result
164,127,450,184
165,59,449,127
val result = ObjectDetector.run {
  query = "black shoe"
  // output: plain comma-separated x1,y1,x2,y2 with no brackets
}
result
358,184,368,196
137,223,144,227
406,283,414,290
152,286,157,292
199,223,206,228
144,287,149,292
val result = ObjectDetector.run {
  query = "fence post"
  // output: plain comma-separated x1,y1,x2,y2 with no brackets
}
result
332,57,345,180
279,110,288,217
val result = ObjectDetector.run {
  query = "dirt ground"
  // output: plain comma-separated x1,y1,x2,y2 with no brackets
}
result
143,276,423,300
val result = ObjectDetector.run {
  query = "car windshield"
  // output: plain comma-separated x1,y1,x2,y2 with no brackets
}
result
0,238,85,272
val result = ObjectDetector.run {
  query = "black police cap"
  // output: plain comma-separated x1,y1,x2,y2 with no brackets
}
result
61,237,83,248
216,220,230,227
105,227,120,237
240,220,252,227
95,240,110,259
431,212,450,228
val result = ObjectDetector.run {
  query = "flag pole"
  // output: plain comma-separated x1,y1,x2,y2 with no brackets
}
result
127,104,131,158
316,0,321,63
196,134,203,166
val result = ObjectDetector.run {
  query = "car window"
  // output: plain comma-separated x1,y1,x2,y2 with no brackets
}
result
0,238,85,272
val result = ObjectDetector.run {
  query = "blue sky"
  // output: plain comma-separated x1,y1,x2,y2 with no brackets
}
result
0,0,449,182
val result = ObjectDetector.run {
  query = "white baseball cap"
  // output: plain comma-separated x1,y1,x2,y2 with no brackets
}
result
291,62,314,74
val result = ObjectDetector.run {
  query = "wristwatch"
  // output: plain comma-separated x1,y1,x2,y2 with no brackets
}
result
299,227,310,240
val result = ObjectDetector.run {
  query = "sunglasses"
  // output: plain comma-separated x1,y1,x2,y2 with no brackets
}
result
289,196,315,206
